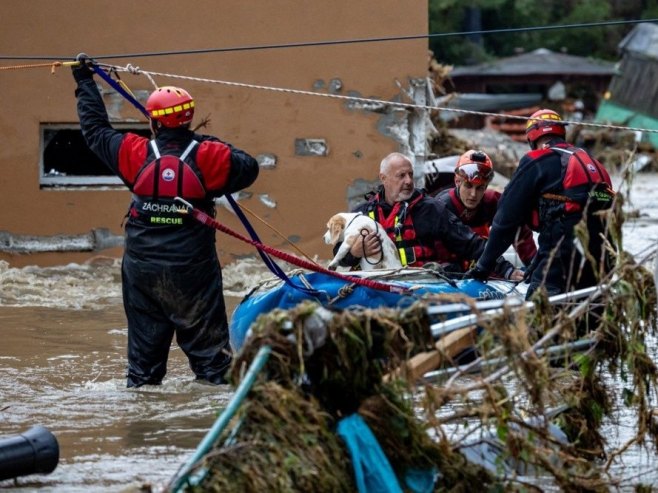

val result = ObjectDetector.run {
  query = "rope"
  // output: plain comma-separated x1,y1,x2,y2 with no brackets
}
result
237,201,318,264
358,228,385,266
329,283,357,304
542,192,571,202
0,61,68,74
92,64,150,118
122,63,159,89
221,192,321,296
178,198,411,295
105,63,658,136
5,57,658,135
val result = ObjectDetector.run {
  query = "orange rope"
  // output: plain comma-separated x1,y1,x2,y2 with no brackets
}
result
237,202,319,264
0,61,77,74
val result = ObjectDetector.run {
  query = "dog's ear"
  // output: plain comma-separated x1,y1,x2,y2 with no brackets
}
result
328,215,346,245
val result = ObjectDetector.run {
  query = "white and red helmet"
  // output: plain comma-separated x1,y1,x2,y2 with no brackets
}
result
455,150,494,186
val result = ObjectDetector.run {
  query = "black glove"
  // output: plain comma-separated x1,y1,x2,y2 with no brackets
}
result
71,53,95,82
463,264,489,281
493,257,516,280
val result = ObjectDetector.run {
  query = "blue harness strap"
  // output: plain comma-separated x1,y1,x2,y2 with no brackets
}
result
223,193,321,297
89,62,320,297
91,65,150,119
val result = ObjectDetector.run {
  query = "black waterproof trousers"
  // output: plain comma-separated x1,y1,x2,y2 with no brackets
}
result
121,254,231,387
525,214,607,300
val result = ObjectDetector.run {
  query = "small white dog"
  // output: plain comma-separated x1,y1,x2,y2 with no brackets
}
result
323,212,402,271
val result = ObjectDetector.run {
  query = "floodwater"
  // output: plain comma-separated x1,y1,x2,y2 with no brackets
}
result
0,260,264,493
1,172,658,492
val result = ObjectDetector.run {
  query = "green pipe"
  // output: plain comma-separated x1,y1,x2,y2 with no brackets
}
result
168,345,272,492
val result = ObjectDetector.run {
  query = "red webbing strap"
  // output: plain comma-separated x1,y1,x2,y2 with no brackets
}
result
188,207,410,294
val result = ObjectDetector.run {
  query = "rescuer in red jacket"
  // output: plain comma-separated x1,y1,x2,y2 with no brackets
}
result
434,150,537,280
72,55,259,387
465,109,615,299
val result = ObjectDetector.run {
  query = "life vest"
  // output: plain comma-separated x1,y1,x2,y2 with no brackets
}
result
531,144,614,229
129,140,211,226
367,193,435,267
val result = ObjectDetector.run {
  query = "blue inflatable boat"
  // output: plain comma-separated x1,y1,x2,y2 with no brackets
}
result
229,268,526,351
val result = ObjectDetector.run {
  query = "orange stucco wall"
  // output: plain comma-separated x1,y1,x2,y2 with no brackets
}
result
0,1,427,267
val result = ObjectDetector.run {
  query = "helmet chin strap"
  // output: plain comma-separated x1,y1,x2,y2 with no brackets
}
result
149,119,162,137
150,119,191,136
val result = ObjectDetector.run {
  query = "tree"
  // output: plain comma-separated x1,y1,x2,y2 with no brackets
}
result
429,0,647,65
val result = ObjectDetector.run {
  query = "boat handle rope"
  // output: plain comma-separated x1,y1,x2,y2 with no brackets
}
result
176,197,412,295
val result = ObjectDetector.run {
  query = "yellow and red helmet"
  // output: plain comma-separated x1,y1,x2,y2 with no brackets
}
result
525,109,566,147
455,150,494,186
145,86,195,128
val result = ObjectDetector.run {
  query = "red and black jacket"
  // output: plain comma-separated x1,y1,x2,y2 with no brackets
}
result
531,143,614,229
435,188,537,267
337,188,486,269
75,78,259,263
475,138,613,287
366,192,435,266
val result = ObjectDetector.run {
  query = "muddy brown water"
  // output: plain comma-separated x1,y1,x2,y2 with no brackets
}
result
2,172,658,491
0,297,242,493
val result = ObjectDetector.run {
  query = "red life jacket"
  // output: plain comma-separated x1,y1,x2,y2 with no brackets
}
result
531,144,614,229
133,140,206,198
367,193,435,267
130,140,210,226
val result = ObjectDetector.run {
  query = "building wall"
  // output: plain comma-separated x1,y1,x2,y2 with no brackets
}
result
0,1,428,267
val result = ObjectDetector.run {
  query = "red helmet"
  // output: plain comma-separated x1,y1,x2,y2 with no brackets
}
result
145,86,195,128
525,109,566,147
455,150,494,186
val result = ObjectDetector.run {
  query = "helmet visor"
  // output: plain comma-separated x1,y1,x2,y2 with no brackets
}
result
455,162,493,184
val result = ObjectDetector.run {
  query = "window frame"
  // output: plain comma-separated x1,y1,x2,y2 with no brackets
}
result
39,122,151,189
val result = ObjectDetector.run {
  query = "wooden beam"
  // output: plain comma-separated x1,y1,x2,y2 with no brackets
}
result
385,327,478,382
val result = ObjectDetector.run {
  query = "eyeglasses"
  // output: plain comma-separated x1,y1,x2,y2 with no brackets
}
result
455,162,493,184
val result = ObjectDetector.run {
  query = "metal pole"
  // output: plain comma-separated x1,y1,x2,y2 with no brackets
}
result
428,285,605,339
168,345,272,492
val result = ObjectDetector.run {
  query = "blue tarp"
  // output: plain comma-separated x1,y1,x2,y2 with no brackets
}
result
337,414,438,493
337,414,403,493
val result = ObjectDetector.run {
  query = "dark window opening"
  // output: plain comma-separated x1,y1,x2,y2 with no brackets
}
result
40,124,151,188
